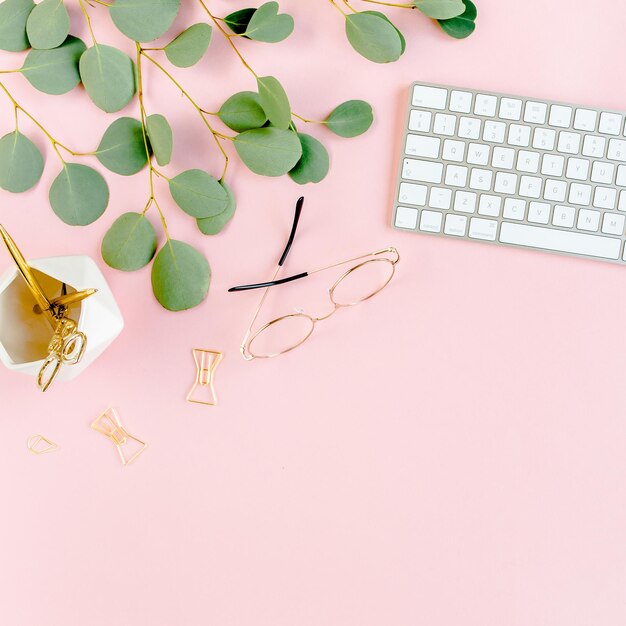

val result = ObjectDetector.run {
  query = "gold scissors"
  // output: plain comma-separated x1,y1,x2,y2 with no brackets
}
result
0,225,96,392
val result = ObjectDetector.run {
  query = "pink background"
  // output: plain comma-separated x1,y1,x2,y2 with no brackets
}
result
1,1,626,624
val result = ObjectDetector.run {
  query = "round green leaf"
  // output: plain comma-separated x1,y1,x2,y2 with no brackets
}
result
0,131,44,193
244,1,294,43
21,35,86,95
325,100,373,138
256,75,291,130
79,44,136,113
288,133,329,185
414,0,465,19
362,10,405,54
101,212,157,271
146,114,172,166
224,8,255,35
109,0,180,42
151,240,210,311
49,163,109,226
234,127,302,177
0,0,34,52
26,0,69,50
218,91,267,133
438,0,477,39
345,12,403,64
164,23,212,68
168,169,228,218
197,183,236,235
96,117,148,176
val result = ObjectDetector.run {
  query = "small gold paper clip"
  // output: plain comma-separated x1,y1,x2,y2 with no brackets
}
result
186,349,223,406
27,434,59,455
91,408,146,466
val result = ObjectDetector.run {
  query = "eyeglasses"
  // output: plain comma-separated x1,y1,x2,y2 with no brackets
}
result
229,197,400,360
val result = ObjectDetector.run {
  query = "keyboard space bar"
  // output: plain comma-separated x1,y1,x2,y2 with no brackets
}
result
500,222,622,260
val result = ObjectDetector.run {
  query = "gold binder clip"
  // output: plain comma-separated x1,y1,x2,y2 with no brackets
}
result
186,349,222,406
27,434,59,455
91,408,146,466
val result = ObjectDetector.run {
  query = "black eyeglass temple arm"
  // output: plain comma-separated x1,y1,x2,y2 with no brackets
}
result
278,196,304,266
228,272,308,292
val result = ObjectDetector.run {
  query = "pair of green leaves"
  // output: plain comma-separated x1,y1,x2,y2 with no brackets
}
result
415,0,477,38
225,2,294,43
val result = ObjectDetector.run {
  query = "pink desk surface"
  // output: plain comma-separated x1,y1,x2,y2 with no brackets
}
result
1,1,626,624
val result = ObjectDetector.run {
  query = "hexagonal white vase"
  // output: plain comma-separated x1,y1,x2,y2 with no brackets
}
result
0,255,124,383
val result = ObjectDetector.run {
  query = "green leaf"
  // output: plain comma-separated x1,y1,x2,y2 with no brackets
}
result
79,44,136,113
109,0,180,42
168,169,229,218
218,91,267,133
244,1,294,43
0,131,44,193
197,182,236,235
345,12,403,63
224,8,255,35
26,0,69,50
0,0,34,52
256,75,291,130
438,0,477,39
151,240,210,311
146,114,172,166
325,100,373,138
21,35,86,95
414,0,465,19
288,133,329,185
96,117,148,176
234,127,301,177
362,10,405,54
101,212,157,271
49,163,109,226
164,23,212,68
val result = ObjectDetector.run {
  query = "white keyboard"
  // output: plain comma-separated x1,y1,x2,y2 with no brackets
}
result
392,82,626,264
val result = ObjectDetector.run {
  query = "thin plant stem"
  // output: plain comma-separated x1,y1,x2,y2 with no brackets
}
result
328,0,348,16
292,112,324,124
78,0,98,45
359,0,414,7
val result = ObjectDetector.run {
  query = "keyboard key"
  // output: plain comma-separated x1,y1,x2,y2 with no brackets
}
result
517,150,540,173
466,143,490,166
412,85,447,109
492,147,515,169
524,101,548,124
500,222,620,259
577,208,601,231
469,217,498,240
565,157,590,180
494,171,518,194
620,191,626,211
533,127,556,150
590,161,614,184
453,190,477,213
499,98,522,121
442,139,466,162
602,212,625,235
408,110,432,133
395,206,418,229
483,120,506,143
474,94,497,116
557,131,582,154
478,194,501,217
503,198,526,220
552,205,576,228
528,201,551,224
398,182,427,206
433,113,456,136
469,168,493,191
459,117,481,139
508,124,531,147
541,154,564,177
429,187,452,209
617,165,626,186
607,138,626,161
592,186,617,210
519,175,543,198
599,111,623,135
569,183,592,205
573,109,598,132
405,134,440,158
444,213,468,236
419,209,443,232
402,158,443,183
449,90,472,113
445,164,468,187
581,135,606,158
544,179,567,202
549,105,573,128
